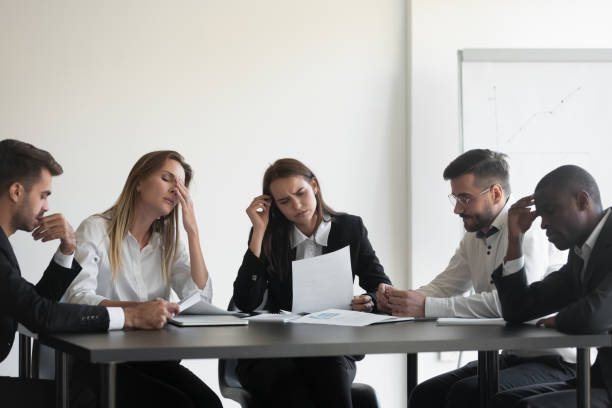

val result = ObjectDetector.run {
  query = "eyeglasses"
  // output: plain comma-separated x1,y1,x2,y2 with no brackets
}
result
448,187,491,209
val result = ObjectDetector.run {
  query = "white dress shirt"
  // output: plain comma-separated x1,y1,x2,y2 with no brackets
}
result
418,197,564,318
290,215,332,260
64,215,212,327
416,198,575,362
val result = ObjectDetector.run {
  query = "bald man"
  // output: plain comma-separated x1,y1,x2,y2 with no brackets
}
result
492,165,612,408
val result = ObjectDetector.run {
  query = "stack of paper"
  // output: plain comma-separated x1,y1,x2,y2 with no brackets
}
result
245,312,301,323
436,318,506,326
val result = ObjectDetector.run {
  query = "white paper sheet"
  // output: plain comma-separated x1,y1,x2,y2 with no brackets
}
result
291,245,353,313
436,318,506,326
245,312,301,323
178,292,233,315
291,309,415,327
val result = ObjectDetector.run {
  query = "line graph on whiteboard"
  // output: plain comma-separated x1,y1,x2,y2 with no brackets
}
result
487,85,583,145
461,61,612,199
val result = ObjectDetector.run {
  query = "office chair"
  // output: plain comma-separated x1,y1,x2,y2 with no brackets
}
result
218,358,380,408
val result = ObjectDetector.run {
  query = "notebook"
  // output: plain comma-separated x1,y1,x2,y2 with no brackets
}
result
169,315,248,327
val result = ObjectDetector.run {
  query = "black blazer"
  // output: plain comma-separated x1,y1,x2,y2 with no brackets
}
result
492,209,612,396
233,214,392,313
0,227,109,363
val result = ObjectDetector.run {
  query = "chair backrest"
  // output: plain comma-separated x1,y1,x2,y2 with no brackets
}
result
219,358,243,389
218,358,258,408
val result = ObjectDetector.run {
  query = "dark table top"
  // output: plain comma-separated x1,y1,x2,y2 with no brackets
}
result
38,320,612,364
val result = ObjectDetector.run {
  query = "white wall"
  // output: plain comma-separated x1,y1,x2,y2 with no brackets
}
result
411,0,612,385
0,1,408,407
411,0,612,288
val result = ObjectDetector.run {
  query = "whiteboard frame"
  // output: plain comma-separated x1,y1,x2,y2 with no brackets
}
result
457,48,612,150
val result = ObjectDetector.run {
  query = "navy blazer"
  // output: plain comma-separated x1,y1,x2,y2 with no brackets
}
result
492,208,612,396
233,213,392,313
0,227,109,363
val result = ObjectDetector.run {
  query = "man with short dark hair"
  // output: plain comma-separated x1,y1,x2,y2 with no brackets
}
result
491,165,612,407
376,149,574,408
0,139,179,407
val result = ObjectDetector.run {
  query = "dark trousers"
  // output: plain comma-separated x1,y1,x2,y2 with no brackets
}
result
71,360,222,408
492,381,611,407
409,354,576,408
237,356,357,408
0,376,55,408
492,364,612,408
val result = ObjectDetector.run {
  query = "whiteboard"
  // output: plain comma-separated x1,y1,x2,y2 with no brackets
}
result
459,49,612,203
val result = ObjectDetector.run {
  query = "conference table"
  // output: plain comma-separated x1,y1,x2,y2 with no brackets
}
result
35,320,611,408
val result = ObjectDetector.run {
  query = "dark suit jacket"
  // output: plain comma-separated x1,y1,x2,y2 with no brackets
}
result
233,214,392,312
492,209,612,395
0,227,109,363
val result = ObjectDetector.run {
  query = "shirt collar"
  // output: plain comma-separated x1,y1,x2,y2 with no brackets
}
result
290,214,332,249
574,208,611,261
475,196,511,239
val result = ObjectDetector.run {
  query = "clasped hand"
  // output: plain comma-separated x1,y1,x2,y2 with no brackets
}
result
375,283,425,317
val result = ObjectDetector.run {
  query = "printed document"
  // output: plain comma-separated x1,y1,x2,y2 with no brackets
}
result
292,309,415,327
291,246,353,313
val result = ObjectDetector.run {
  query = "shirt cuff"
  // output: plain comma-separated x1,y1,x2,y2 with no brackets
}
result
424,297,452,318
503,256,525,276
107,307,125,330
53,249,74,269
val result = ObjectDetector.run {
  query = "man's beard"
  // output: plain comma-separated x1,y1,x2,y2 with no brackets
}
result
13,199,40,232
460,208,495,232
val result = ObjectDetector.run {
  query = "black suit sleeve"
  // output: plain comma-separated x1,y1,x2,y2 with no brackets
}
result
555,265,612,334
492,262,581,324
233,249,270,312
353,217,392,305
0,256,109,334
35,259,80,301
233,229,270,312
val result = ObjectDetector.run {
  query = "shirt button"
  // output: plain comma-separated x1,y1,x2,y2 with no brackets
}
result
487,251,491,255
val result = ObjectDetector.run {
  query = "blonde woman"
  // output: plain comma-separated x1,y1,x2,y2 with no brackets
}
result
65,151,221,408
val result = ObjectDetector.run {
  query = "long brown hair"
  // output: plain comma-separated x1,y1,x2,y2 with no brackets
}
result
262,158,337,280
102,151,192,283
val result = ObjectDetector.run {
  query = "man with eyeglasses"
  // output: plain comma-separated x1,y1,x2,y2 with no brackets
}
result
375,149,575,408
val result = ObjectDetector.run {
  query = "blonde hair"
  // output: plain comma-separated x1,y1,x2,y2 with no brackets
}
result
102,150,192,283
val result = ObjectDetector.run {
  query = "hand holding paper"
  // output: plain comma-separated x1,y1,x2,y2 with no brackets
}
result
291,246,353,313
